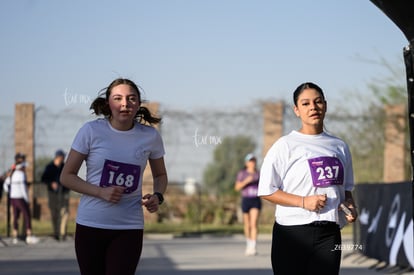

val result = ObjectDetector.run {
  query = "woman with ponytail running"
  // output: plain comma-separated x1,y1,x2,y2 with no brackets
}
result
61,78,168,275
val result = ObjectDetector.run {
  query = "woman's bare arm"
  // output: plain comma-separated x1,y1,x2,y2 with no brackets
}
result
60,149,124,203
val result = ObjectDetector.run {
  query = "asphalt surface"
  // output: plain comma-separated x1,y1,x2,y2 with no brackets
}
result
0,233,413,275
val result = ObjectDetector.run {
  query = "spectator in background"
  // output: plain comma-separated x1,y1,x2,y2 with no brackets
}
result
235,153,261,256
41,149,69,241
3,153,39,244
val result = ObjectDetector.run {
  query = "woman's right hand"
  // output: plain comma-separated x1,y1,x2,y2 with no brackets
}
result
244,175,254,184
99,186,125,203
303,194,327,212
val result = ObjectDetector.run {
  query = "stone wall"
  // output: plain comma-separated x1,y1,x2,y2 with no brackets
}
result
262,101,284,157
383,104,406,182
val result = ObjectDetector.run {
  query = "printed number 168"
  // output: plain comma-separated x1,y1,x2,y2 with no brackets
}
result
108,171,135,187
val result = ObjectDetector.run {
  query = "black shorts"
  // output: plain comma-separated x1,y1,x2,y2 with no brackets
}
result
241,197,262,213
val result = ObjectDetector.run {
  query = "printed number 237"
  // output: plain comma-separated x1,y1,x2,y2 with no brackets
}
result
108,171,135,187
316,166,339,180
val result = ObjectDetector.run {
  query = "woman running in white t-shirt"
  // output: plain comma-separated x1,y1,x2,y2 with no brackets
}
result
258,82,357,275
60,78,168,275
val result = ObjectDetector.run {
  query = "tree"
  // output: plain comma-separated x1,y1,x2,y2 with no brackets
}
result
202,135,256,195
336,104,386,182
368,56,407,106
331,57,409,182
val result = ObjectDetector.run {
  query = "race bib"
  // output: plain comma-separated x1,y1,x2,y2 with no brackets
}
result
307,156,344,187
99,159,141,194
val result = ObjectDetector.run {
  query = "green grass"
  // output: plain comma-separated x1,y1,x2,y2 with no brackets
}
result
0,219,268,237
144,222,273,236
0,220,77,237
1,220,353,237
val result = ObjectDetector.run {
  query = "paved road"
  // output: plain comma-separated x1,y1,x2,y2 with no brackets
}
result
0,234,413,275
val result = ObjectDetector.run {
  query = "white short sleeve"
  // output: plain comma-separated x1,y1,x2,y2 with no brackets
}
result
148,129,165,160
71,122,92,155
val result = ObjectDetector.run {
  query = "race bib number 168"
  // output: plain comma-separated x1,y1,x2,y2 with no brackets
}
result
99,159,141,194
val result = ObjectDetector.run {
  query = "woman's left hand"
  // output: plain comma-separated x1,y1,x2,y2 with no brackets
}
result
343,199,358,223
142,193,160,213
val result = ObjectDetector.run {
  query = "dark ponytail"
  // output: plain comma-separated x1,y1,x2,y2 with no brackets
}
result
90,94,110,116
136,106,162,125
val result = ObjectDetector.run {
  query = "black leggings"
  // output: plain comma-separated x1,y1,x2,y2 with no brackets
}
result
271,221,341,275
75,224,143,275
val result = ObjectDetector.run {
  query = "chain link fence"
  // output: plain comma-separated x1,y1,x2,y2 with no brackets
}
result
1,99,391,185
1,101,300,185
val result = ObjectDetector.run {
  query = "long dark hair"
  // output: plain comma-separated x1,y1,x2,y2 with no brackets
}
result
90,78,161,125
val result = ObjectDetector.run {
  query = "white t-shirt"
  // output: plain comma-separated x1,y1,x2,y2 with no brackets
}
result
258,130,354,228
3,169,29,202
71,118,165,230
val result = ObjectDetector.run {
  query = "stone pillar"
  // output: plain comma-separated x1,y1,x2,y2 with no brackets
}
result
383,104,406,183
262,101,284,158
14,103,35,225
15,103,35,184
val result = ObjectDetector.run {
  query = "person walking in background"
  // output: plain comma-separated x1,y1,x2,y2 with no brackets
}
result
41,149,69,241
258,82,358,275
235,153,261,256
60,78,168,275
3,153,39,244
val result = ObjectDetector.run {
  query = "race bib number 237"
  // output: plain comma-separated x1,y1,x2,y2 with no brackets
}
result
99,159,141,194
307,156,344,187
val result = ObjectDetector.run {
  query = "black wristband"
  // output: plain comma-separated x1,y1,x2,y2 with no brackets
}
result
153,192,164,205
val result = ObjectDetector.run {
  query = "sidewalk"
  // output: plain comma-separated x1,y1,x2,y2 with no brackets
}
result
0,234,413,274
